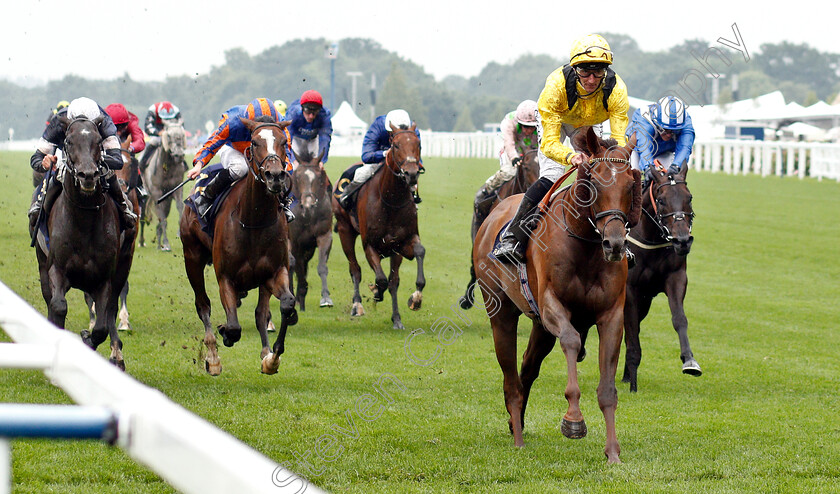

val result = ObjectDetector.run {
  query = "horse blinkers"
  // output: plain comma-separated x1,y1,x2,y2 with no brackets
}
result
650,173,695,254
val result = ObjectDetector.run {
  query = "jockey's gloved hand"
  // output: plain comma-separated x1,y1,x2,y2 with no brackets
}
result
512,156,522,167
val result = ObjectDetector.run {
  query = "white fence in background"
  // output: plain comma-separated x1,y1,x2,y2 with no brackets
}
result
0,281,322,494
691,140,840,181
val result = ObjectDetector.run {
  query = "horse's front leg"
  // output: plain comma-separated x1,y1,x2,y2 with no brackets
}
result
337,227,364,316
117,281,131,331
264,266,298,375
46,265,70,329
255,286,279,374
387,255,404,330
403,235,425,311
217,277,242,348
363,244,388,303
485,299,526,447
105,290,125,371
666,270,701,376
596,301,624,464
84,292,96,330
539,291,587,440
622,288,651,392
81,283,112,351
316,230,333,308
292,247,310,312
156,200,171,251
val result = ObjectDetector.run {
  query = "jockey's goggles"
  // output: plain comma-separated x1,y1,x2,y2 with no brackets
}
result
574,65,607,79
302,104,321,115
570,46,614,65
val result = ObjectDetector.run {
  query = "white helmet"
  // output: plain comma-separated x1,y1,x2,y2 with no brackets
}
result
67,97,101,120
385,109,411,130
515,100,538,126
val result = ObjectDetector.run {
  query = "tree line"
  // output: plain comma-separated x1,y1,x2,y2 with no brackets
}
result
2,34,838,140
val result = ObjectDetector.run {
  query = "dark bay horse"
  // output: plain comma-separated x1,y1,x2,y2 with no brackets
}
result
460,147,540,310
289,149,334,311
180,118,297,376
85,133,140,331
473,127,641,463
332,123,426,330
623,162,699,392
34,116,134,369
142,119,187,251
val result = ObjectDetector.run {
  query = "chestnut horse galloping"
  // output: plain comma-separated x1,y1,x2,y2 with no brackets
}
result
473,127,640,463
180,118,297,375
623,162,699,392
332,124,426,330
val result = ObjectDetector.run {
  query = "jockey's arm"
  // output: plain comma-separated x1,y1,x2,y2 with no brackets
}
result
102,136,124,170
672,123,696,171
128,117,146,154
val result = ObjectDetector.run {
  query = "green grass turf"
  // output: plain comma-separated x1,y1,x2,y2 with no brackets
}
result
1,150,839,493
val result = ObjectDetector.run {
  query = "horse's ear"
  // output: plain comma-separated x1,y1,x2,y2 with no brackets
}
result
239,117,257,132
58,115,72,129
625,132,637,154
278,119,291,129
317,149,325,163
409,122,416,131
94,114,105,126
389,122,398,132
585,127,599,156
628,169,643,227
677,162,689,179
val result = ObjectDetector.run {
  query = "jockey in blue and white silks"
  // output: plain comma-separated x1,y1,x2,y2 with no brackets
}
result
625,96,695,181
284,90,333,168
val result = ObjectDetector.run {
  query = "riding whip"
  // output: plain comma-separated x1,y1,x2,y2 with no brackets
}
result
157,177,194,204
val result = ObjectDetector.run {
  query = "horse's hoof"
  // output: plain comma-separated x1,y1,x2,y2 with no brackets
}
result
561,418,587,439
205,359,222,376
320,297,333,308
218,326,241,347
577,347,586,362
393,320,405,330
80,330,95,349
261,353,280,375
682,358,702,376
351,304,365,317
286,309,298,326
118,321,131,331
266,320,276,332
407,292,422,311
161,244,171,252
109,357,126,371
458,296,473,311
606,454,622,464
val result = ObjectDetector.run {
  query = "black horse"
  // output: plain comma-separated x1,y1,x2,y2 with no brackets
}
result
623,163,700,392
33,116,134,369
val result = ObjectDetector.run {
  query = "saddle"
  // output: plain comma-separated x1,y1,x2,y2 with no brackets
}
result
333,163,364,201
185,163,234,238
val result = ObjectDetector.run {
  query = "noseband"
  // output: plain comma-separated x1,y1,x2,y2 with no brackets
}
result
62,118,106,186
645,175,695,242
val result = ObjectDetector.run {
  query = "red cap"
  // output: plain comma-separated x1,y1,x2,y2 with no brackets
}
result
105,103,130,124
300,90,323,107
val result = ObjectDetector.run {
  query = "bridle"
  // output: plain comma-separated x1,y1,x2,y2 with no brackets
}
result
643,174,695,242
245,123,290,188
62,118,106,189
579,156,632,242
387,129,423,182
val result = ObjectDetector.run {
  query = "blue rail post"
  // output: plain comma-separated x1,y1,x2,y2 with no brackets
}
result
0,404,118,493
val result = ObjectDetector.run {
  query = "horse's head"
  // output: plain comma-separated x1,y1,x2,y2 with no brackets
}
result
161,119,187,161
647,163,694,255
60,115,105,195
291,148,328,212
519,148,540,186
241,117,291,195
386,123,422,187
571,126,641,262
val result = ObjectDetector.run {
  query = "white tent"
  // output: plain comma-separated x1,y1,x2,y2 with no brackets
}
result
331,101,368,136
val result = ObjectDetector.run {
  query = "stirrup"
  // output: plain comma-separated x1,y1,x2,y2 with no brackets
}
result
626,247,636,269
284,207,295,223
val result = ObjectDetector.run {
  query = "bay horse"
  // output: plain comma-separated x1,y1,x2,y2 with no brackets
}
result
179,117,297,376
289,148,334,311
623,162,699,392
33,116,135,370
332,123,425,330
141,119,187,251
473,127,641,463
85,133,140,331
460,147,539,310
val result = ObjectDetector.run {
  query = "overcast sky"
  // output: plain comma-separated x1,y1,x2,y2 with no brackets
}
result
1,1,834,86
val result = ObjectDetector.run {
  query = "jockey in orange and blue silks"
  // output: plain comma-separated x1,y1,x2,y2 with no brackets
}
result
187,98,295,221
626,96,695,185
284,90,332,168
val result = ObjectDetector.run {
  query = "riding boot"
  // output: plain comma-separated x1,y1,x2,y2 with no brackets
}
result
138,143,157,172
194,168,234,219
492,194,541,264
282,195,295,223
29,177,62,233
338,181,363,210
474,185,498,210
106,174,137,229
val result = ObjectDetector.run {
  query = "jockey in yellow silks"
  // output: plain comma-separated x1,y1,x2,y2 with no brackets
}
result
493,34,630,264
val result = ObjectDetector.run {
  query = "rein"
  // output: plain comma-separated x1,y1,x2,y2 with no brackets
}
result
387,130,422,180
